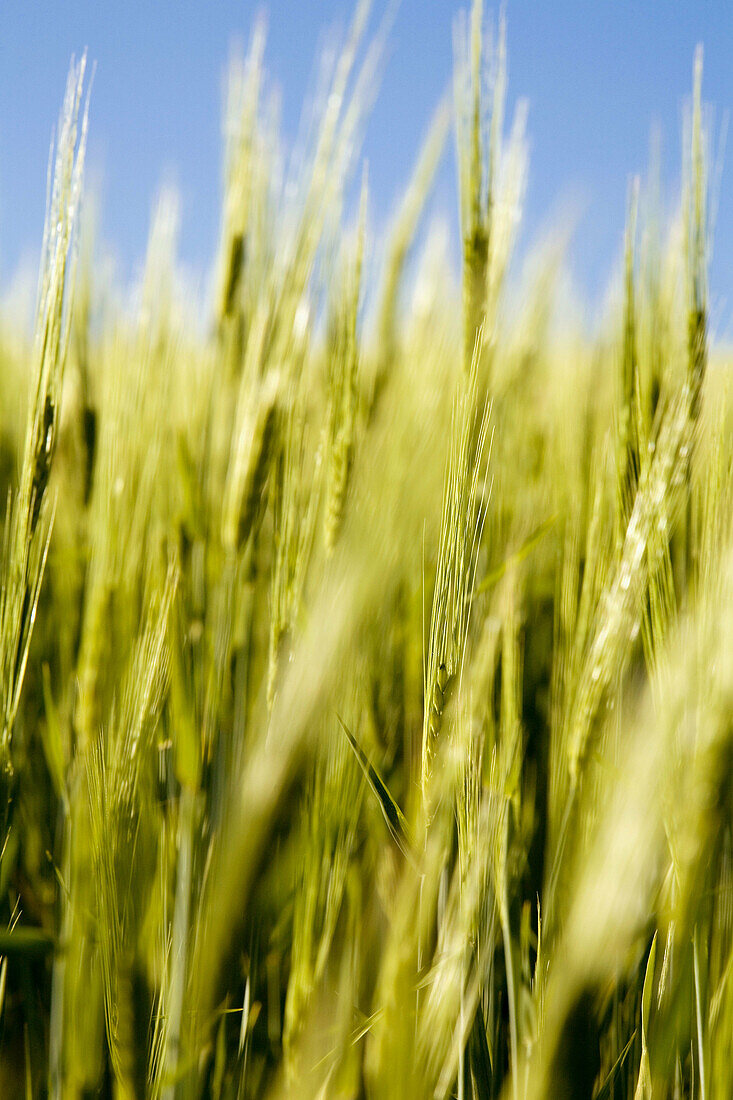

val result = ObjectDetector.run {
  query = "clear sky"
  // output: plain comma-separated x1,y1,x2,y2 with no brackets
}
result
1,1,732,332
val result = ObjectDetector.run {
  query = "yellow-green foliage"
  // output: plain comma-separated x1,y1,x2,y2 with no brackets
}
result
0,6,731,1100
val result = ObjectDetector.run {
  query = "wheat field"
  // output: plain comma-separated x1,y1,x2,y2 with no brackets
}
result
0,2,731,1097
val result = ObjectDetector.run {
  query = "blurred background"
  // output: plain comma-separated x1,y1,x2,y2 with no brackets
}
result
0,0,731,330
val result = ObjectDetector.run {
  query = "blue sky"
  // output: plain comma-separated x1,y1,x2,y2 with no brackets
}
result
1,1,732,331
